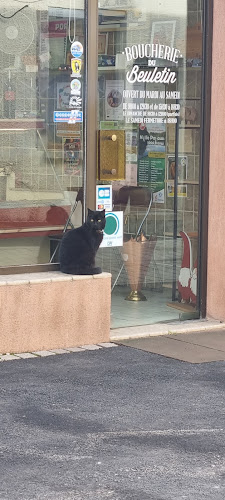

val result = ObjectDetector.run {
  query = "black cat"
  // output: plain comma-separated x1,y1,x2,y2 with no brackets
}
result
59,209,106,275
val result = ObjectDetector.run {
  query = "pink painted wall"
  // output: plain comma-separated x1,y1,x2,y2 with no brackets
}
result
207,0,225,319
0,272,111,353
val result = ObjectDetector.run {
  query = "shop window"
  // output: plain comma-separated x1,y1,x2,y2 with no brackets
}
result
0,1,85,266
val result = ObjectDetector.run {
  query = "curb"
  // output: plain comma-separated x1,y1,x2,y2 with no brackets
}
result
0,343,118,362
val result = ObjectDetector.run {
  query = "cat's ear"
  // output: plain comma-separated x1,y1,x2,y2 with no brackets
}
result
87,208,94,216
100,209,105,216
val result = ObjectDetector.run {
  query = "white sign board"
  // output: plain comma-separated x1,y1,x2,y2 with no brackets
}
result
96,185,112,211
101,211,123,248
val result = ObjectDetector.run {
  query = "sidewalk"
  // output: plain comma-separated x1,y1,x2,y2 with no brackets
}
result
0,337,225,499
110,318,225,341
118,329,225,363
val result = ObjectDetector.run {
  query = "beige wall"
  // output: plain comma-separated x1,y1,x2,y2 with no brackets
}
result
207,0,225,319
0,272,111,354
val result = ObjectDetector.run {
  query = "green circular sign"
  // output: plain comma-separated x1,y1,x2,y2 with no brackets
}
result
104,215,117,235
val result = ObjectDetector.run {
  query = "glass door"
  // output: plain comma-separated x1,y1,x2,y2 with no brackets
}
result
96,0,203,328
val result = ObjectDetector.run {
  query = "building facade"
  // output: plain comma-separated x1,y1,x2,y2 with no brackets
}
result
0,0,223,328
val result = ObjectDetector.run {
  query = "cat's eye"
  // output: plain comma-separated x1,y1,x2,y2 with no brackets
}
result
90,218,94,222
98,219,102,222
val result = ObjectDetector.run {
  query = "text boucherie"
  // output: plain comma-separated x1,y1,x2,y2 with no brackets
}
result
124,43,182,64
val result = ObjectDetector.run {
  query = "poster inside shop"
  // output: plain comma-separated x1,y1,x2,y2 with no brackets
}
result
138,122,166,203
126,130,138,163
138,153,165,203
105,80,124,120
57,82,70,109
167,156,188,198
138,121,166,155
63,138,81,175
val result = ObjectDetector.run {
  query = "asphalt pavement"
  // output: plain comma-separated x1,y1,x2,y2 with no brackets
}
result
0,343,225,500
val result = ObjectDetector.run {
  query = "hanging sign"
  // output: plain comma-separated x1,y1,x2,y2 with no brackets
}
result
70,41,83,58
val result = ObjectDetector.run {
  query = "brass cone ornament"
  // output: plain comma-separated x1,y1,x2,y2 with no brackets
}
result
121,233,157,301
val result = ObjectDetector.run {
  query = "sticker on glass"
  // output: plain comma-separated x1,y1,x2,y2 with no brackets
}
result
67,110,83,124
53,110,83,123
69,95,82,109
70,79,81,95
71,58,82,77
70,41,83,58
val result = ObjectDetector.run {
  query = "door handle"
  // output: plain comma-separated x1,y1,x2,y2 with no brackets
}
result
102,134,117,141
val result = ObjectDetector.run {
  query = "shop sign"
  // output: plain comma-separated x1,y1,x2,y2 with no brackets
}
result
96,185,112,211
121,43,183,125
53,110,83,123
123,43,181,85
100,211,123,248
70,41,83,58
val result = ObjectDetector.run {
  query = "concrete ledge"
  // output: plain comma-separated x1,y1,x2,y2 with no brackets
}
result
0,271,111,354
110,319,225,341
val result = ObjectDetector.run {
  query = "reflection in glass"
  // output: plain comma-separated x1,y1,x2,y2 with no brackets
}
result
0,0,85,265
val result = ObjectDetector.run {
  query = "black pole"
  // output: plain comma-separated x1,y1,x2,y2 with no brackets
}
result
197,0,213,317
172,85,179,302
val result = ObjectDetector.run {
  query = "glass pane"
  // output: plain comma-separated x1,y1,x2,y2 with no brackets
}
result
97,0,203,327
0,0,85,265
